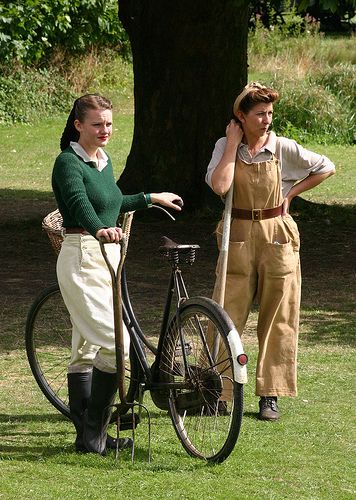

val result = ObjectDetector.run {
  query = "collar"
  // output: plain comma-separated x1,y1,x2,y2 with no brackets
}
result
70,141,108,171
239,131,277,154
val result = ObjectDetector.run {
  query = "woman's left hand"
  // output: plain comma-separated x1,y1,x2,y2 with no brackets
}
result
96,226,122,242
150,192,183,211
282,197,291,215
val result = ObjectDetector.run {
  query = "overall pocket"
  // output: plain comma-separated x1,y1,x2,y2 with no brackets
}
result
281,214,300,252
227,241,250,276
263,240,298,278
216,220,250,276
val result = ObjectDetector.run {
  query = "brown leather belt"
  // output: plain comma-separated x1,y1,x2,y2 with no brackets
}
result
65,227,90,235
231,205,283,221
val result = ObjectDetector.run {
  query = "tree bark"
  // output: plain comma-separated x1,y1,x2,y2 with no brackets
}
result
118,0,249,211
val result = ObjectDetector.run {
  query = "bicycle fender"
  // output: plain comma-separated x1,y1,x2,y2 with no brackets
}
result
227,329,248,384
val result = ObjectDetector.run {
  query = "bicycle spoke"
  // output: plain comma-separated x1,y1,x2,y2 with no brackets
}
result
159,298,243,463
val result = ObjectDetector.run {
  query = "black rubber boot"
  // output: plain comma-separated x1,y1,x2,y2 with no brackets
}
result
83,367,132,455
67,371,129,452
67,372,92,452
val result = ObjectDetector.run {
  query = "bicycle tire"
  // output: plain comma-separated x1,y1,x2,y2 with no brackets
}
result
159,296,244,463
25,284,140,419
25,284,71,418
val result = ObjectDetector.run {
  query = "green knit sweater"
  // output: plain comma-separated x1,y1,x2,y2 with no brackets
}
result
52,147,147,237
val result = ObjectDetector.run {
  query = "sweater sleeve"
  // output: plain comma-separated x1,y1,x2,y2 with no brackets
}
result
52,155,107,236
121,192,148,213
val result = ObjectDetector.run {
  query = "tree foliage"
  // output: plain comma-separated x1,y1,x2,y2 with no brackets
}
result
0,0,129,65
250,1,355,30
297,0,355,17
1,1,353,67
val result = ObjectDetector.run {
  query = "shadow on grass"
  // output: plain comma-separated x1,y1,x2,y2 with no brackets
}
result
0,435,205,470
0,188,53,202
0,412,66,423
300,305,356,346
243,411,260,420
0,444,72,460
0,195,355,356
290,196,355,224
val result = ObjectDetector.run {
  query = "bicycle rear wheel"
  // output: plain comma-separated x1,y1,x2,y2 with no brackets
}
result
25,284,140,419
159,297,244,463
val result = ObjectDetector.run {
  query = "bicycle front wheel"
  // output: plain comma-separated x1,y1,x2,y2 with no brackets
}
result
25,284,71,418
159,297,244,463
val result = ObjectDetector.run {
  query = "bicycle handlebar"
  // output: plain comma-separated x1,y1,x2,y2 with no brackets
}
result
150,204,177,221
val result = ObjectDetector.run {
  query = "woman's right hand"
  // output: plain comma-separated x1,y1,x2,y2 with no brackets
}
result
96,226,122,243
225,119,244,147
211,120,243,196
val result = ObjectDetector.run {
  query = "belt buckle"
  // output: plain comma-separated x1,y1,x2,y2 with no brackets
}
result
252,209,262,221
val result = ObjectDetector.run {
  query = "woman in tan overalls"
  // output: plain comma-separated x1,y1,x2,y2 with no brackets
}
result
206,83,335,420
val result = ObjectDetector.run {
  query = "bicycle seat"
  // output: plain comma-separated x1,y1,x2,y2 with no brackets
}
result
159,236,200,252
159,236,200,265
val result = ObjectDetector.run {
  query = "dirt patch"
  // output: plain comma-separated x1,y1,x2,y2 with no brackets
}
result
0,198,355,342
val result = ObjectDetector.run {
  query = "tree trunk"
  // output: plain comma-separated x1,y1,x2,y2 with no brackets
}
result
118,0,249,211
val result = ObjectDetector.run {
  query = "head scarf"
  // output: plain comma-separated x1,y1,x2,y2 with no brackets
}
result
233,82,268,116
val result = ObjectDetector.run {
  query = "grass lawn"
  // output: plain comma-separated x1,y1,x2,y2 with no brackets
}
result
0,118,355,205
0,112,133,199
0,115,355,499
0,318,354,499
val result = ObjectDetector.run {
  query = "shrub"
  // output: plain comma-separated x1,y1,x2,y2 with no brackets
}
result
51,48,134,97
0,67,75,123
248,22,356,144
0,0,130,66
311,63,356,109
270,79,353,144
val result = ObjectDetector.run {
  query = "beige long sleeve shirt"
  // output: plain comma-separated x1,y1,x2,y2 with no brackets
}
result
205,131,336,197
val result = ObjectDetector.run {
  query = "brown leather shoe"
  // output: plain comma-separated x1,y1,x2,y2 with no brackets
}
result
258,397,280,421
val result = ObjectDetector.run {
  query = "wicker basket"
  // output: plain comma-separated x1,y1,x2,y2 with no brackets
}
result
42,209,64,256
42,209,135,257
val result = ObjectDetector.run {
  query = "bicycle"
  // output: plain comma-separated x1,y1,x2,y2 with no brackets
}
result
25,208,248,463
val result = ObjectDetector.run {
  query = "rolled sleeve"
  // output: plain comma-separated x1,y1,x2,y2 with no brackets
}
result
205,137,227,189
277,137,336,196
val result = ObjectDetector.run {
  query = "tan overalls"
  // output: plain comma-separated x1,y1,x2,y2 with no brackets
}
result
215,156,301,397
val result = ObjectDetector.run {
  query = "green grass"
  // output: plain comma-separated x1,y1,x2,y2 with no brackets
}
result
0,117,355,205
1,31,355,496
295,143,356,205
1,304,355,499
0,113,133,200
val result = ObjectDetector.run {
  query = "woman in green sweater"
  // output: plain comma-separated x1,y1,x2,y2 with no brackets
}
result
52,94,182,455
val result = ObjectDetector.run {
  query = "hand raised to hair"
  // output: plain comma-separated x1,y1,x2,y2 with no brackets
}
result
226,119,244,148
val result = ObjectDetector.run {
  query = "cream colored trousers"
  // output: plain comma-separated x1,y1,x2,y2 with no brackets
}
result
57,234,130,374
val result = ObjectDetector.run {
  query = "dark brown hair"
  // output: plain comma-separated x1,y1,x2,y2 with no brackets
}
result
233,83,279,117
60,94,113,151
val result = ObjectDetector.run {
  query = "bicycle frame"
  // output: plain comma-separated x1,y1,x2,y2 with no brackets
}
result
27,208,247,462
121,260,190,390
